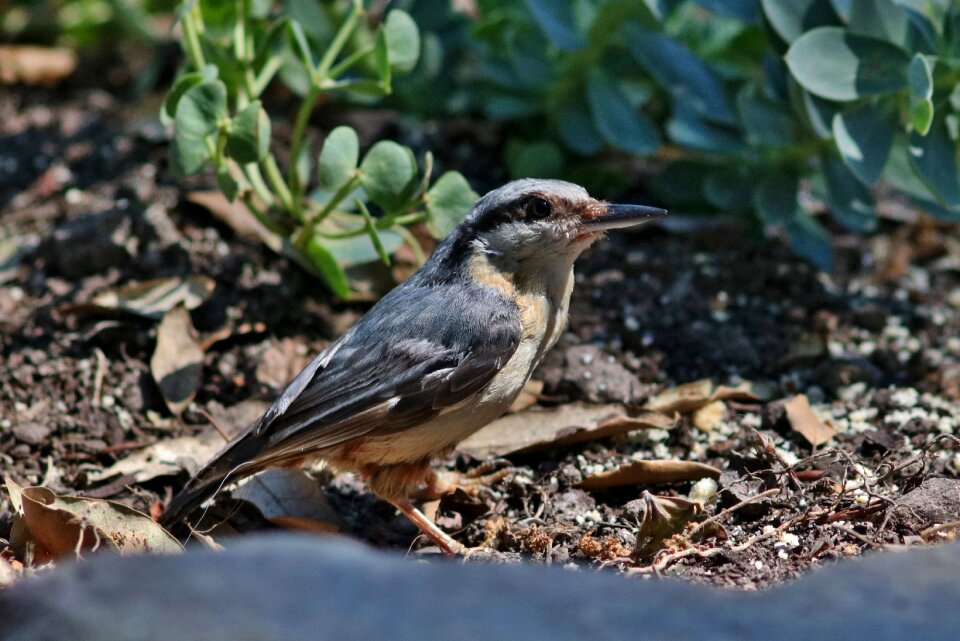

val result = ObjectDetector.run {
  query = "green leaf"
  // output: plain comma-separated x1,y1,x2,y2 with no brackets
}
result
505,139,564,179
831,104,893,185
785,27,910,101
666,103,743,154
384,9,420,73
217,166,239,202
847,0,907,44
753,168,798,226
225,101,271,164
704,168,752,211
908,53,934,135
908,114,960,207
626,26,736,126
587,69,659,155
304,237,350,298
736,87,794,147
296,138,313,192
787,211,833,272
760,0,839,44
359,141,418,210
426,171,478,239
355,199,390,266
161,65,217,127
558,104,602,156
374,29,391,91
318,126,359,192
288,20,316,75
524,0,585,51
820,155,876,232
172,80,227,175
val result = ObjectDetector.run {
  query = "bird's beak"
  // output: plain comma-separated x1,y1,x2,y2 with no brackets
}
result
582,203,668,233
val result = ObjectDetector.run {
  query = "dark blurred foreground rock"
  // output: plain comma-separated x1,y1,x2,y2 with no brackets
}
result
2,535,958,641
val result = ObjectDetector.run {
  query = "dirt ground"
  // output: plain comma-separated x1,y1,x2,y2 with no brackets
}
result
3,83,960,590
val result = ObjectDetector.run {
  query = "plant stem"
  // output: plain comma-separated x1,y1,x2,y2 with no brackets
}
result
288,84,321,200
327,44,376,80
241,163,275,208
181,3,206,69
316,1,364,80
391,225,427,266
293,174,363,248
263,154,296,216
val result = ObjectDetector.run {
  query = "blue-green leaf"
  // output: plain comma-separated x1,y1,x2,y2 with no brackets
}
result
785,27,910,101
626,25,736,126
820,155,876,232
360,141,418,210
558,104,603,156
586,69,659,155
761,0,839,44
172,80,227,175
667,103,744,154
847,0,907,45
831,104,893,185
506,139,564,179
524,0,585,51
704,168,752,211
787,211,833,272
753,168,798,226
908,115,960,207
737,87,794,147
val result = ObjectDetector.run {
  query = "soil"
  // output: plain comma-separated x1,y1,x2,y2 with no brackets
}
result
3,82,960,591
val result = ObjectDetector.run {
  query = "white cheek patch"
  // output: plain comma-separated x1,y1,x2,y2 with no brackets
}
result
478,221,573,257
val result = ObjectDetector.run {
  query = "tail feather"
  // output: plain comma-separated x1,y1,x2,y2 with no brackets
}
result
161,431,268,529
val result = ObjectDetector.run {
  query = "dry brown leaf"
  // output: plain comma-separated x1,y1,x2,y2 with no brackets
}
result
89,432,226,484
255,338,316,390
577,459,722,491
784,394,836,447
151,305,204,416
508,379,544,413
233,469,342,533
459,403,676,459
629,492,722,558
0,46,77,85
644,379,757,415
6,479,181,564
692,400,726,432
85,276,216,320
187,191,280,250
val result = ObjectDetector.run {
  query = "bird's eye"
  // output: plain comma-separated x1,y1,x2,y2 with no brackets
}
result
527,197,551,219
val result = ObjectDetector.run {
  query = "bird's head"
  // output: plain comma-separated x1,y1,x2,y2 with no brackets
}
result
463,178,665,264
417,179,665,291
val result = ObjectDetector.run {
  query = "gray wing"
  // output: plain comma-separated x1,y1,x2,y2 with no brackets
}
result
248,282,521,461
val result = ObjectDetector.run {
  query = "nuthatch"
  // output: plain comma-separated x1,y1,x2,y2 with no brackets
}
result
163,179,666,554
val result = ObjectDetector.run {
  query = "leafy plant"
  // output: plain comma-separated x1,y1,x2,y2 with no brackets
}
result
164,0,477,297
403,0,960,271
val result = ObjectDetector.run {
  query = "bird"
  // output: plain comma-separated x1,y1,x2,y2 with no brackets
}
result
162,179,666,554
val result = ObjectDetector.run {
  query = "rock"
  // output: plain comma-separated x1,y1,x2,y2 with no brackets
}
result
2,535,960,640
891,478,960,533
48,209,139,277
11,422,52,446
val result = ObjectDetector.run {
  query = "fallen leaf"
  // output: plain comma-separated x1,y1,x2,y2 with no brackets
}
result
6,479,181,564
692,400,726,432
85,276,216,320
187,191,280,250
0,46,77,85
89,432,225,484
232,469,342,533
508,379,544,413
459,403,676,459
644,379,757,415
784,394,836,447
151,305,204,416
578,459,722,491
627,492,721,558
255,338,316,390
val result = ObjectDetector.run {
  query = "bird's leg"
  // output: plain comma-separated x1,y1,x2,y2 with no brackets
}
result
389,497,465,556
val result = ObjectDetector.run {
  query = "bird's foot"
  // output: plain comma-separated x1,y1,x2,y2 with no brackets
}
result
390,498,465,556
417,461,517,500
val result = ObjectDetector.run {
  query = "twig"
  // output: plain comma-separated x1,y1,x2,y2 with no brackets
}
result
92,348,107,409
686,487,780,538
